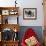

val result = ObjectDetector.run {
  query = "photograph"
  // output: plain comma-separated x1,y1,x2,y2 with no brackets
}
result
2,10,9,15
23,8,37,20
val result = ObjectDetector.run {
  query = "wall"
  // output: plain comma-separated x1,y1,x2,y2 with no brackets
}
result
0,0,44,44
18,26,43,44
17,0,44,26
0,0,44,26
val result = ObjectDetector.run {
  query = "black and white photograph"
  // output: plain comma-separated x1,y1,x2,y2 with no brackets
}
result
23,8,37,20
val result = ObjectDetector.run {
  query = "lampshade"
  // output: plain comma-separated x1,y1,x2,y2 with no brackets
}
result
15,0,17,7
13,28,17,32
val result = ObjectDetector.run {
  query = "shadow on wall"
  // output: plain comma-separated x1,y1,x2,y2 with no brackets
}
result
18,26,44,44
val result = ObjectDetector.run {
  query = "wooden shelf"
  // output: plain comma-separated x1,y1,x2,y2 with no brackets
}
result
2,40,19,42
0,7,19,10
0,7,19,46
0,7,19,24
0,24,20,32
0,7,19,16
1,40,19,46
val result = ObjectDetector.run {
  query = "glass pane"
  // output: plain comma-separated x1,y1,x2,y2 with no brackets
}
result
0,15,1,24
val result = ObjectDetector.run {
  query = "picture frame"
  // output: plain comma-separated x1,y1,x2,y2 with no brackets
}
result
9,10,18,15
2,16,18,24
2,10,9,15
23,8,37,20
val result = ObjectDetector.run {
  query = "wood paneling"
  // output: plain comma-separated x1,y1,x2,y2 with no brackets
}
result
0,24,20,32
43,0,46,46
2,41,19,46
44,0,46,27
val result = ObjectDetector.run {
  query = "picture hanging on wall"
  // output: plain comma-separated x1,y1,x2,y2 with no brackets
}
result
23,8,37,20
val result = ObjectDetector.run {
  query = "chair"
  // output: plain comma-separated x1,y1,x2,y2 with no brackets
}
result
21,28,41,46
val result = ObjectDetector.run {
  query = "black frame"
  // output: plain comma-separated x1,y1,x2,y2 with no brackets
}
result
23,8,37,20
2,16,19,24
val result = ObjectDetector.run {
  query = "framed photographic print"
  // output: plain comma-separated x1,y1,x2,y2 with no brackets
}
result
2,16,18,24
2,10,9,15
8,16,18,24
23,8,37,20
9,9,18,15
0,32,1,41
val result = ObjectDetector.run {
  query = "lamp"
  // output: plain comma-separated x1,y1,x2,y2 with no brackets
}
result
15,0,17,7
14,28,17,32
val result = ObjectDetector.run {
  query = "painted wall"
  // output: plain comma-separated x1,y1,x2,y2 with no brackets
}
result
18,26,44,44
17,0,44,26
0,0,44,45
0,0,44,26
